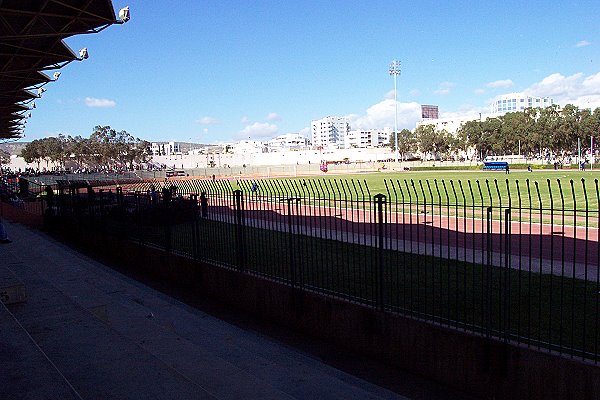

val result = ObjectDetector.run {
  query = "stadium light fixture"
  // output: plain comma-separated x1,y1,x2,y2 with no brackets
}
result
388,59,401,163
53,71,61,80
118,6,130,23
79,48,89,60
37,87,46,97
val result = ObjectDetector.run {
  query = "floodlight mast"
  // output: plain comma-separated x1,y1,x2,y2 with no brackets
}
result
389,60,401,163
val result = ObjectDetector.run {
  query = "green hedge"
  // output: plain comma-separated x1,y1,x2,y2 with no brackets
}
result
408,165,481,171
407,163,600,171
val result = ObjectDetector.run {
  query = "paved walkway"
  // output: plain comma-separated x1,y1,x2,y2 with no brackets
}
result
0,220,472,400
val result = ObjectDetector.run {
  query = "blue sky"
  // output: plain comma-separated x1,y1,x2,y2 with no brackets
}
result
21,0,600,144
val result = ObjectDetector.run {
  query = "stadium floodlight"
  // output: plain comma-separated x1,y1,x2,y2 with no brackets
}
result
388,59,401,163
26,112,31,119
53,72,61,80
79,48,88,60
118,6,130,23
37,87,46,97
31,102,36,109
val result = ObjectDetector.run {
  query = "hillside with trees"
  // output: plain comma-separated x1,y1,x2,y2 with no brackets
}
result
20,126,150,170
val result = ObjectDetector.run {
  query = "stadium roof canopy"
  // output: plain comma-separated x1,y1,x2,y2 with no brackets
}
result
0,0,121,140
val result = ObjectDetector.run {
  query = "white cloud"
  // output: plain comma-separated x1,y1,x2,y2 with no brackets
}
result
522,71,600,109
197,116,219,124
238,122,278,139
266,112,281,121
385,89,396,99
84,97,115,108
440,104,488,120
240,116,250,124
409,89,420,97
345,98,421,131
487,79,514,88
299,127,310,137
473,88,486,95
434,82,455,96
576,40,591,48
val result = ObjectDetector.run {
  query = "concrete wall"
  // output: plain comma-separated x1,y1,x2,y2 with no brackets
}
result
59,228,599,400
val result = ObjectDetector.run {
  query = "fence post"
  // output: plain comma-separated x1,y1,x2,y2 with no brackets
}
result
286,197,297,287
234,190,246,272
200,192,208,218
486,206,493,337
294,198,304,288
504,207,511,342
374,193,386,311
116,186,123,208
190,193,199,260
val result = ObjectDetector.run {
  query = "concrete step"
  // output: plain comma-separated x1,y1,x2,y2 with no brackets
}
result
0,300,80,400
3,222,405,399
0,265,26,305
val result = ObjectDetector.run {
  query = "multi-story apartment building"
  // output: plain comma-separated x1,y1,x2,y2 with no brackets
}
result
421,105,439,120
267,133,310,152
346,129,389,148
151,141,181,156
311,116,349,149
491,93,554,114
415,115,479,135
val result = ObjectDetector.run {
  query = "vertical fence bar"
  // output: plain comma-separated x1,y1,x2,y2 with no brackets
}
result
569,179,577,357
504,207,511,342
294,195,303,289
549,180,557,353
286,196,297,287
234,189,246,272
404,180,414,317
581,178,589,360
374,193,386,311
486,205,493,337
534,181,543,350
595,179,599,363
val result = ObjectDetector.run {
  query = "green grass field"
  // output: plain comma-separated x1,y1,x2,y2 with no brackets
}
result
240,169,600,212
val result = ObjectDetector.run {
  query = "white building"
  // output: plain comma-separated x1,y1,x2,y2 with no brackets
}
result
491,93,554,114
345,129,389,148
415,115,482,135
151,141,181,156
311,116,349,149
267,133,310,152
416,93,557,136
234,139,265,154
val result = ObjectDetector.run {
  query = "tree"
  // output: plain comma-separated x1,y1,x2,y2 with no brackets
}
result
21,140,44,169
457,120,485,159
0,149,10,166
395,129,416,160
415,125,452,160
501,112,529,155
556,104,581,154
531,105,559,156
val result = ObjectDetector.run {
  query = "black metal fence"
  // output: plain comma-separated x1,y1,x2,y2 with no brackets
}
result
13,176,600,362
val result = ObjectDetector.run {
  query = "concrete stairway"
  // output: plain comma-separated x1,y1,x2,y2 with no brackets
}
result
0,223,407,400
